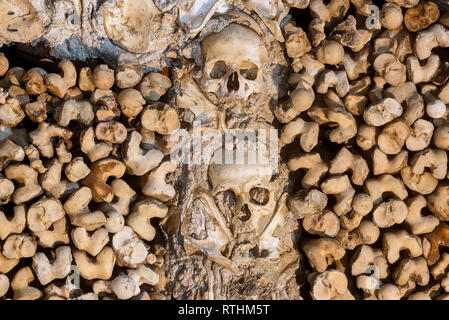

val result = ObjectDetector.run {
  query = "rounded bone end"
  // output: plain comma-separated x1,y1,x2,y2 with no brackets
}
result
105,210,125,234
310,270,351,300
377,284,401,300
352,193,373,216
404,1,440,32
316,40,344,65
93,65,115,90
0,54,9,77
115,53,143,87
408,292,432,300
426,100,446,118
117,88,145,119
434,125,449,150
0,274,9,298
380,3,403,30
290,84,315,113
111,275,138,300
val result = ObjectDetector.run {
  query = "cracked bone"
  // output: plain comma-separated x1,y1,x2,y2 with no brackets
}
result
182,191,241,275
176,74,226,130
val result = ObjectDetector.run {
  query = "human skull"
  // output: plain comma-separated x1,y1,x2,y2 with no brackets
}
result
0,0,52,43
208,146,276,235
200,23,268,99
102,0,163,53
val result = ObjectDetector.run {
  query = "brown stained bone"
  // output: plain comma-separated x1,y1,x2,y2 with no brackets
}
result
404,2,440,32
81,159,126,203
423,223,449,266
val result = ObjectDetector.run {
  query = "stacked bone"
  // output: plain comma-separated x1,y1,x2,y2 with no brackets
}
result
279,0,449,300
0,53,178,300
3,0,449,301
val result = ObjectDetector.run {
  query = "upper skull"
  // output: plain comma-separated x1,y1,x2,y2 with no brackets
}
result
200,23,268,100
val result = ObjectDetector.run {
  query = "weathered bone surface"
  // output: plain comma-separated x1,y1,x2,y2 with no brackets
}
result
1,0,449,301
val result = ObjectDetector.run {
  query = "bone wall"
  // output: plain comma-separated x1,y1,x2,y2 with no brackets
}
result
1,0,449,300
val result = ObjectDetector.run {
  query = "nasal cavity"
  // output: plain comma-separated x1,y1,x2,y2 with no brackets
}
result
227,72,239,92
237,204,251,222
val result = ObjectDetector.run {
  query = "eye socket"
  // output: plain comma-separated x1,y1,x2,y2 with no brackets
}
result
239,61,258,81
209,61,228,79
249,187,270,205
